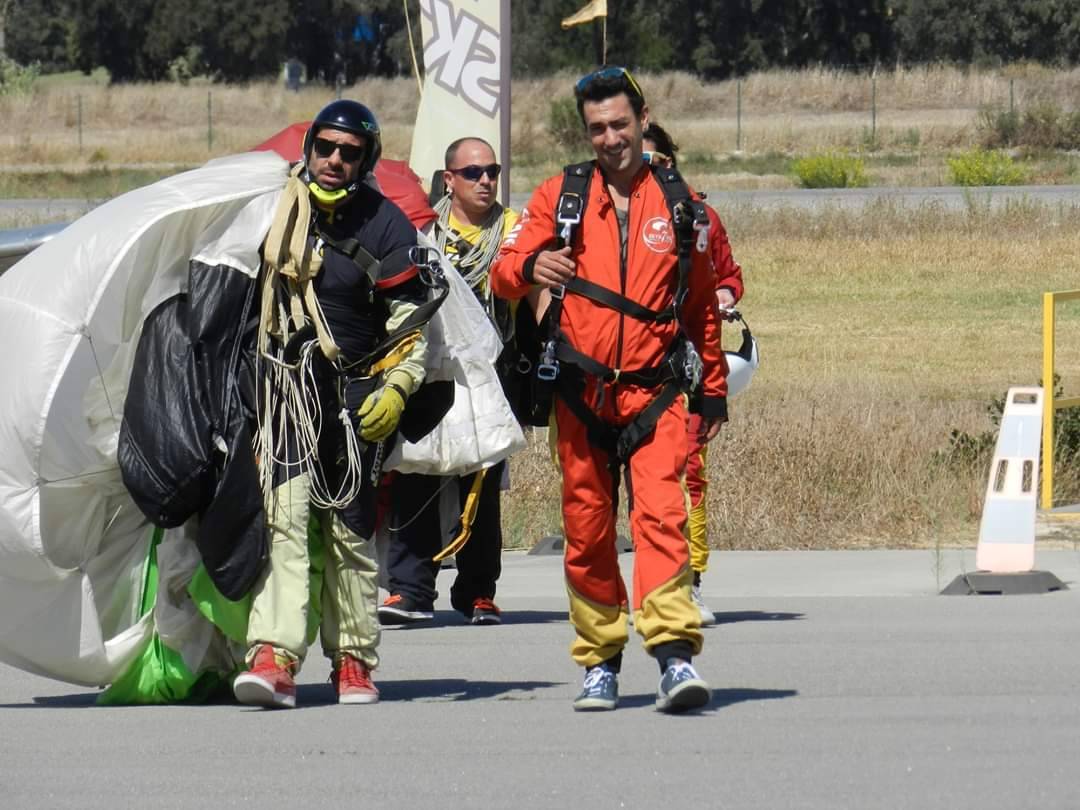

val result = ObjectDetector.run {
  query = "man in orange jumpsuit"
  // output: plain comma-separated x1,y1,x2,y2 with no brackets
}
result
491,68,728,713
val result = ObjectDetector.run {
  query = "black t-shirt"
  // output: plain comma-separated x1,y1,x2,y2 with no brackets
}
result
311,183,423,363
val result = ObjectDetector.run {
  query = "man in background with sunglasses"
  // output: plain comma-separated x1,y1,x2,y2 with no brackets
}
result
492,68,729,713
234,99,428,709
380,137,517,627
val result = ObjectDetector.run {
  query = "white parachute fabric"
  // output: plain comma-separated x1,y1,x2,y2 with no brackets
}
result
385,230,526,476
0,149,525,687
0,151,290,686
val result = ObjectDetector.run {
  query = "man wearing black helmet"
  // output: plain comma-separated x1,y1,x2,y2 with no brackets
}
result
233,100,429,709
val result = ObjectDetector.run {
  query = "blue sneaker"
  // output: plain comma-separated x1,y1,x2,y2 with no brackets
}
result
656,660,710,713
573,664,618,711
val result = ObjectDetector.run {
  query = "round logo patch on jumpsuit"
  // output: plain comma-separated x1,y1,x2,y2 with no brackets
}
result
642,217,674,254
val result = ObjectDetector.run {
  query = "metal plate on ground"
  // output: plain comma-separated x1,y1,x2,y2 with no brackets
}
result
528,535,633,555
941,570,1067,595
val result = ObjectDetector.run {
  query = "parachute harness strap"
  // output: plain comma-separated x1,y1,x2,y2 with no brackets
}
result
259,163,339,363
432,468,487,562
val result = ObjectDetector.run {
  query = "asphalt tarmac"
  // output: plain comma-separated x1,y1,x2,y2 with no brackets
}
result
5,184,1080,273
2,548,1079,809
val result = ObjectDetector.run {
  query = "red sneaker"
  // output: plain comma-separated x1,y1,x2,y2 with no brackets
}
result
332,654,380,705
377,593,434,624
471,597,502,625
233,644,297,709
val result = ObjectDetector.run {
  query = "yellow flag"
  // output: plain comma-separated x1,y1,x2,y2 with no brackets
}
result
561,0,607,29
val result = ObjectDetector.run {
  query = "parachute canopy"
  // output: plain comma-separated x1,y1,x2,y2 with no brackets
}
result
0,148,522,691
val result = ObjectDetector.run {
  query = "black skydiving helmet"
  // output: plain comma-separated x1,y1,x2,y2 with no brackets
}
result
302,99,383,208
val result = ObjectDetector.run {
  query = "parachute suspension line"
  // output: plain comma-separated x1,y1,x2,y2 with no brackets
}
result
37,467,120,485
253,166,365,510
81,327,118,426
385,474,457,532
403,0,424,98
254,337,365,512
431,195,505,315
102,503,124,536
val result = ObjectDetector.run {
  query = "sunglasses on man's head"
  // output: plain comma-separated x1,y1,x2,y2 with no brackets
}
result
574,66,644,102
448,163,501,181
312,137,366,163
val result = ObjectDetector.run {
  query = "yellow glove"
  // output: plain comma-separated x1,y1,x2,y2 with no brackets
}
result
356,371,412,441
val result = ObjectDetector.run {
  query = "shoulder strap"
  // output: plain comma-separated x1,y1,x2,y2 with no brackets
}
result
538,161,595,381
555,161,594,247
317,229,420,291
316,229,382,285
651,165,709,320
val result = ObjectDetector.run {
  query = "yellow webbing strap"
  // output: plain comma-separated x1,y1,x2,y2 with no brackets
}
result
432,469,487,562
368,331,421,377
260,165,340,361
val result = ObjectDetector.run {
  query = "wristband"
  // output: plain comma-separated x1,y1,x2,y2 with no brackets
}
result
523,252,539,284
384,381,409,401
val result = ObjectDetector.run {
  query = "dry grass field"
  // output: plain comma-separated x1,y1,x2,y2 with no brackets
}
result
5,64,1080,190
501,200,1080,550
5,66,1080,550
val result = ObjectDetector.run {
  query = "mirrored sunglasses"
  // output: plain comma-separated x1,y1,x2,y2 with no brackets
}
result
449,163,501,181
574,66,644,101
312,137,365,163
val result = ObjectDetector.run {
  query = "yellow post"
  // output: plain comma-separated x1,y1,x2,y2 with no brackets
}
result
1041,292,1056,509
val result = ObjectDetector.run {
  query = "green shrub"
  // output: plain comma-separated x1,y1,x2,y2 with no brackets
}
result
790,152,868,189
977,105,1021,148
980,101,1080,150
0,56,40,96
547,96,582,150
1020,100,1065,149
898,127,921,150
947,149,1028,186
1063,111,1080,151
859,127,880,152
167,46,206,85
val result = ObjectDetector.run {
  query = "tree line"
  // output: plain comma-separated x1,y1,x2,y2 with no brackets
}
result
5,0,1080,83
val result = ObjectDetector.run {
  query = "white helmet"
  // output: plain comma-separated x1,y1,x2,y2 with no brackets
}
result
721,310,759,397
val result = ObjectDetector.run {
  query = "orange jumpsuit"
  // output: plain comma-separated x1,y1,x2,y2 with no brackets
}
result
491,164,728,668
686,204,743,573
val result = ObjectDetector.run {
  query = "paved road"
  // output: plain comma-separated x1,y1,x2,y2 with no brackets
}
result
3,549,1079,809
6,184,1080,273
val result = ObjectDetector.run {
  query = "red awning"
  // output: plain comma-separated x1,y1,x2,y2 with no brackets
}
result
252,122,436,229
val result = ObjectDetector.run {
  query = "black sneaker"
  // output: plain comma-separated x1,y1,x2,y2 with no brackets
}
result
377,593,434,625
656,659,710,714
573,663,618,711
470,597,502,625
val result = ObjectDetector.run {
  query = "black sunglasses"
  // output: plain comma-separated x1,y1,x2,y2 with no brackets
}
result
448,163,501,182
574,66,644,101
312,137,366,163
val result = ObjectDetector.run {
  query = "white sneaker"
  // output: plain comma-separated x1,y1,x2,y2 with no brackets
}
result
691,584,717,626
